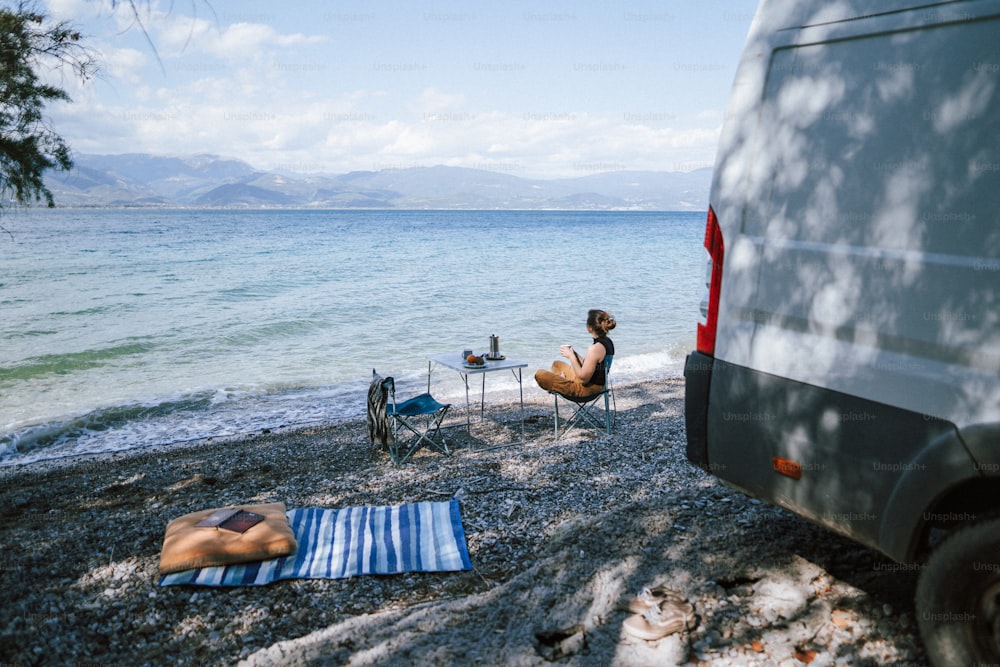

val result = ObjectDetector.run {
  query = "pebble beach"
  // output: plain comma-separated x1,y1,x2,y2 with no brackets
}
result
0,378,929,666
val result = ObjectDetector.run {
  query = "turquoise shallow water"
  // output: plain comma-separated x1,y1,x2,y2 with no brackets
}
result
0,208,705,465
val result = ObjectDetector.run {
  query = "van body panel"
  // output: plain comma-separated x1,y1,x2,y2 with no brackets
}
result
690,0,1000,563
879,428,988,560
702,357,963,560
691,2,1000,659
958,423,1000,464
714,6,1000,430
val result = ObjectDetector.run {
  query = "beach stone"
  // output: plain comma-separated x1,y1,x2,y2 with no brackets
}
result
0,378,929,666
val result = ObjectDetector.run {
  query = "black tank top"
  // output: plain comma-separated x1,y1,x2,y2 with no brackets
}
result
590,337,614,385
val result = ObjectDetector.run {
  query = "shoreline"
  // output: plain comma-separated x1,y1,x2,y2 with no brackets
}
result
0,376,926,666
0,363,688,474
0,419,333,480
0,366,686,475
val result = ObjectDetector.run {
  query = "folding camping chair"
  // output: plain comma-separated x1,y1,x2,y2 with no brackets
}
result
549,355,616,439
368,370,451,464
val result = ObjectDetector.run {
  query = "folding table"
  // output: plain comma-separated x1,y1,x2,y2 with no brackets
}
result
426,352,528,440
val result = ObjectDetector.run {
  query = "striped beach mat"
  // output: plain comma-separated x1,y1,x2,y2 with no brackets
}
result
159,499,471,586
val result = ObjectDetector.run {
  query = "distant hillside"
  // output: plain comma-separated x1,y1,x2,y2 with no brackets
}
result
45,153,711,211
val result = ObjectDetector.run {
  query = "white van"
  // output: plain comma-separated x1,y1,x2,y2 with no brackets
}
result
684,1,1000,664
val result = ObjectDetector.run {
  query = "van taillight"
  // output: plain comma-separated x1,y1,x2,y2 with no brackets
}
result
696,206,724,355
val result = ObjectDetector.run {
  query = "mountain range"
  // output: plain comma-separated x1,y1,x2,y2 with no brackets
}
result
44,153,711,211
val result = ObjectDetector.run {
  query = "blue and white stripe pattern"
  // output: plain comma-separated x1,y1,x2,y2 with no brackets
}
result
159,499,471,587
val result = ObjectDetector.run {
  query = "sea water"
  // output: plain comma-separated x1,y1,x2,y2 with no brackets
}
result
0,208,705,465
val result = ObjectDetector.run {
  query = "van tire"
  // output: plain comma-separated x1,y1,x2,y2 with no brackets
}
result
916,518,1000,666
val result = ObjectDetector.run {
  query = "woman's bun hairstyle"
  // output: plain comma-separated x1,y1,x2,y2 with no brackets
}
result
587,309,616,336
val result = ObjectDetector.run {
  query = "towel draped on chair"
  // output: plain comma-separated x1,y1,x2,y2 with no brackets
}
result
367,372,394,446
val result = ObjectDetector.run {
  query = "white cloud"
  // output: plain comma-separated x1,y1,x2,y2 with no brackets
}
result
410,88,468,115
155,19,325,61
51,71,725,177
39,2,747,179
100,47,148,86
42,0,85,20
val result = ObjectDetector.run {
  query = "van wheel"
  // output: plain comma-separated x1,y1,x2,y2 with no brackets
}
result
916,517,1000,666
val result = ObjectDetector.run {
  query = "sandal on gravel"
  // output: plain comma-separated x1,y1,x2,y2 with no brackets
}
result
622,600,693,641
627,586,692,614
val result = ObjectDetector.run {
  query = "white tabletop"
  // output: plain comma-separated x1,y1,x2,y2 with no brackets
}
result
428,352,528,374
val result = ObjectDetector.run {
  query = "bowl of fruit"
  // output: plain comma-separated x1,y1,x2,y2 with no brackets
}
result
464,354,485,368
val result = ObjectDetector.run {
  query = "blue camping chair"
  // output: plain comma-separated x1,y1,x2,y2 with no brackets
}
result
368,370,451,464
549,355,615,439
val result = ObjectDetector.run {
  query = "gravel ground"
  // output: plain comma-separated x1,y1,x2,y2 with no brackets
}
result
0,377,929,666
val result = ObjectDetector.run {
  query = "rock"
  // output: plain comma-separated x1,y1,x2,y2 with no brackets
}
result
752,576,809,620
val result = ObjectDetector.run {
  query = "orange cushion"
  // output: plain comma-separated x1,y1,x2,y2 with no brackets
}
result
158,502,297,574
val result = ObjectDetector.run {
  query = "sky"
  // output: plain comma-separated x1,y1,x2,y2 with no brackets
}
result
40,0,758,179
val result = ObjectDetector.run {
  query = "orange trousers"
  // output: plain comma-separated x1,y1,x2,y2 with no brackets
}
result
534,360,603,398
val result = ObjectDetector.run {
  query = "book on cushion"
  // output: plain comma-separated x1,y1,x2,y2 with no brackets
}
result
159,502,297,575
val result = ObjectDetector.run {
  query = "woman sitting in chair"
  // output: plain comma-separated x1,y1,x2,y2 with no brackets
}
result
534,309,616,398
